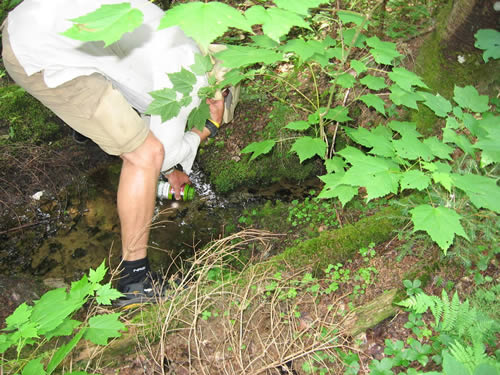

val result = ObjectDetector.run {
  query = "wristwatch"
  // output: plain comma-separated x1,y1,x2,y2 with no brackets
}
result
163,163,183,175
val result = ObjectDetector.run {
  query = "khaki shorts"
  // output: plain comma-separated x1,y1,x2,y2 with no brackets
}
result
1,23,149,155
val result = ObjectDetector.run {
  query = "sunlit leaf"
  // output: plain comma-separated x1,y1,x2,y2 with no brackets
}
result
422,137,454,160
241,140,276,161
145,88,181,123
451,173,500,213
419,92,452,117
285,120,311,131
337,10,367,28
84,313,125,345
187,102,210,131
336,73,357,88
62,3,143,47
393,134,433,161
291,136,327,162
351,59,368,74
21,357,46,375
388,67,428,91
366,36,401,65
96,283,123,305
474,29,500,62
453,85,490,113
159,2,252,48
169,68,197,96
387,121,421,138
389,85,424,109
245,6,309,42
215,45,284,68
190,53,213,76
400,170,431,191
359,75,387,90
338,146,401,201
410,205,469,252
325,106,352,123
359,94,386,115
341,28,366,47
344,126,394,157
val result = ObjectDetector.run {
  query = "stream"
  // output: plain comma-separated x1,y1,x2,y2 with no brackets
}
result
0,160,319,286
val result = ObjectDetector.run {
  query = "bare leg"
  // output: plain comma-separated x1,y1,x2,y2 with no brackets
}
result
118,131,164,261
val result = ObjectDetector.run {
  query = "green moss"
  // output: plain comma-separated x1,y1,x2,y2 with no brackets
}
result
270,206,402,274
413,12,500,135
0,85,63,144
200,101,321,193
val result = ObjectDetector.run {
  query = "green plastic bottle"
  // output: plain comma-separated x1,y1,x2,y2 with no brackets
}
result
157,181,195,201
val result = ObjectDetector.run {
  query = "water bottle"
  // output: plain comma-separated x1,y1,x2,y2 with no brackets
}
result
157,181,195,201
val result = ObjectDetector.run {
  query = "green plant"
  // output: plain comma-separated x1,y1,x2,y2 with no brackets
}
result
0,261,124,375
397,289,500,374
62,0,499,254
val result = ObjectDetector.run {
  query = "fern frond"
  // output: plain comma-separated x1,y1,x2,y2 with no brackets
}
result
441,291,460,332
398,293,435,314
449,340,487,374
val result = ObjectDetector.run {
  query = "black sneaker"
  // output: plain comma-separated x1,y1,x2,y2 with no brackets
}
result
114,273,167,309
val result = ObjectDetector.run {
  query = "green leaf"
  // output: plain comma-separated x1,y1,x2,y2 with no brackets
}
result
44,318,81,341
350,59,368,74
442,351,470,375
318,172,358,206
96,282,123,305
31,288,84,335
419,92,452,117
46,329,85,375
410,205,469,252
250,35,280,49
190,53,213,76
22,357,46,375
344,125,394,157
453,85,490,113
88,260,107,286
337,10,367,27
215,45,284,69
451,174,500,213
241,140,276,161
432,172,453,192
400,170,431,191
5,302,32,330
359,94,386,115
61,3,143,47
281,38,326,62
341,28,367,48
442,128,475,155
84,313,125,345
336,73,357,88
366,36,402,65
245,6,309,42
388,67,428,91
359,75,387,90
274,0,329,16
168,68,197,96
145,88,181,123
285,120,311,131
339,146,401,201
474,29,500,62
421,161,452,174
389,85,424,109
290,136,327,162
387,121,421,138
187,101,210,131
422,137,454,160
325,106,352,123
393,134,433,161
159,2,252,48
219,69,256,87
324,156,346,174
67,275,93,306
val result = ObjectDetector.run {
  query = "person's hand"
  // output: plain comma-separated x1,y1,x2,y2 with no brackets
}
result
206,97,224,125
166,169,191,200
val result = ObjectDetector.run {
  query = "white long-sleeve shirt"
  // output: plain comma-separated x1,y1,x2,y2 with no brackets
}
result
7,0,207,173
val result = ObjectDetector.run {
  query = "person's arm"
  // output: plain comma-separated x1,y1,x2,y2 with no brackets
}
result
166,97,225,199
